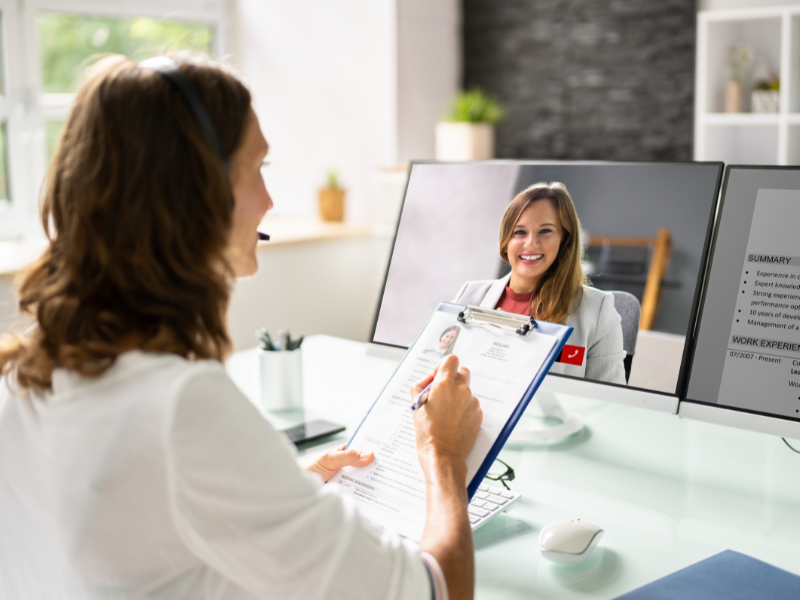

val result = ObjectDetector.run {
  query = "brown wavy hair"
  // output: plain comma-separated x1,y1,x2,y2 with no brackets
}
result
499,182,588,324
0,54,252,393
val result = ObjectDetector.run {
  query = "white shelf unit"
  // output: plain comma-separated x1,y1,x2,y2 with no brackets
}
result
695,6,800,165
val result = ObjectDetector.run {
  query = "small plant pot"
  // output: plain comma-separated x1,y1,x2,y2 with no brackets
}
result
435,122,495,161
751,90,779,114
318,188,345,222
724,80,742,113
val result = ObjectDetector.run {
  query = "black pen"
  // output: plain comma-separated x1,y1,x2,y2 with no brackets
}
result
256,328,276,351
289,335,304,351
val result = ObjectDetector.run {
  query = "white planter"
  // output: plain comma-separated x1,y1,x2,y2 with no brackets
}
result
435,122,495,161
259,349,303,411
751,90,779,114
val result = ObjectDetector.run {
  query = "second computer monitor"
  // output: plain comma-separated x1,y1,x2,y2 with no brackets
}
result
683,166,800,439
372,160,723,410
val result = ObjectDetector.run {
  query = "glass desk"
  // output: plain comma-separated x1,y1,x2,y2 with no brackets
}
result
228,335,800,599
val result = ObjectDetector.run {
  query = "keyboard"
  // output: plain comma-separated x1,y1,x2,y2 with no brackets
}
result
468,483,521,530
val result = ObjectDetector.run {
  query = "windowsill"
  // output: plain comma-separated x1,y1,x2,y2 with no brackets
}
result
0,218,393,277
0,239,49,278
257,216,393,247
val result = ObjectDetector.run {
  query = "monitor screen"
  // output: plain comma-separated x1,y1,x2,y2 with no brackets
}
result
685,166,800,425
372,161,723,397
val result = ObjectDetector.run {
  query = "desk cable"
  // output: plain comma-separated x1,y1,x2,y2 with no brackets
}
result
782,437,800,454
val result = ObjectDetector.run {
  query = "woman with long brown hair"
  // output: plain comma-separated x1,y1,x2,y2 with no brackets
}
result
0,55,482,600
454,182,626,384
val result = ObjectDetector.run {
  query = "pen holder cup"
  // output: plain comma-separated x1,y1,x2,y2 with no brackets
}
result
258,349,304,411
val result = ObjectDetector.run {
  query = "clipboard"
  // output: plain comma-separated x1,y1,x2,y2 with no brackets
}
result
453,303,573,496
344,302,573,501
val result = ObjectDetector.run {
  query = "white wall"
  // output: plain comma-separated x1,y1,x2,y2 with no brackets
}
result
233,0,397,224
228,235,392,349
397,0,460,162
232,0,460,223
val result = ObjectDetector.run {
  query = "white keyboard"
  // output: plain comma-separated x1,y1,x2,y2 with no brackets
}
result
468,483,521,530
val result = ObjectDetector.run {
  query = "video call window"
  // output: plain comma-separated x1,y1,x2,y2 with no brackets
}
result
372,161,723,396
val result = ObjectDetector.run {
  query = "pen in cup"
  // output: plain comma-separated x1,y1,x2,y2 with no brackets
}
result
410,382,432,411
256,328,304,352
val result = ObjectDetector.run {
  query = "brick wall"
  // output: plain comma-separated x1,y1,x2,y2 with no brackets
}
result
463,0,696,161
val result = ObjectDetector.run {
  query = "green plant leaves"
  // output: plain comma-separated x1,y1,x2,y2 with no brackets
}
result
447,88,505,124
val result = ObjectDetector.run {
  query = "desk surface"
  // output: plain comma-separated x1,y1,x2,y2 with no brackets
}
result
228,335,800,600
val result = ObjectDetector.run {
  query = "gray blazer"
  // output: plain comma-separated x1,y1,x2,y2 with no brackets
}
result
453,274,627,385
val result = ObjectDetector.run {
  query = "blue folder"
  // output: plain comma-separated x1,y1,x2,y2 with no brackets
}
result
615,550,800,600
348,302,573,499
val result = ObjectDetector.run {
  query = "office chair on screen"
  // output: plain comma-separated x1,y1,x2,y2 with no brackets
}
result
610,291,641,384
584,228,672,331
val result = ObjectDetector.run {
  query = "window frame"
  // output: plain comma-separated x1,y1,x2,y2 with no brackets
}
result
0,0,231,240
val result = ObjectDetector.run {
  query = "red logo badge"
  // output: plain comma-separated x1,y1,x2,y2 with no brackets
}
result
558,345,585,366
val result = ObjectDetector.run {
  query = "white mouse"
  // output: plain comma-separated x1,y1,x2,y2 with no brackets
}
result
538,518,604,564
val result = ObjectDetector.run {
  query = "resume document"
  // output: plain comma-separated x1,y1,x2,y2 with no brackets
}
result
329,308,556,541
723,189,800,417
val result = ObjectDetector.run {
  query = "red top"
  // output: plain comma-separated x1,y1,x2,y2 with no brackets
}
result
495,286,534,316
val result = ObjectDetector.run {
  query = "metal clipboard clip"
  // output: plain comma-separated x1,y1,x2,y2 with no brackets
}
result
456,305,536,336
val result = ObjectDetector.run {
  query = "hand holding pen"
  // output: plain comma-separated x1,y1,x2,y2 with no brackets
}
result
411,382,432,411
409,355,483,462
410,355,475,412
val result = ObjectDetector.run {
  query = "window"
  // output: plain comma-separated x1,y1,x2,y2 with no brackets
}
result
39,14,214,94
0,11,9,206
0,123,9,204
0,0,229,240
39,13,214,161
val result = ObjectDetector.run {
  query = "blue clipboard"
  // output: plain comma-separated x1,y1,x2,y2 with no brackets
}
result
345,302,573,500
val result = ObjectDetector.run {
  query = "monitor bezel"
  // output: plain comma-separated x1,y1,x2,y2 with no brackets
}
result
680,164,800,435
369,159,724,409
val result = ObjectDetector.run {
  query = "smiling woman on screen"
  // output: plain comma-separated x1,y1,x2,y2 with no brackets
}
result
453,182,626,385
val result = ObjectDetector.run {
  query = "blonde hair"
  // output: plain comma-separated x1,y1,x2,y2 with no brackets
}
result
0,55,252,392
498,182,588,324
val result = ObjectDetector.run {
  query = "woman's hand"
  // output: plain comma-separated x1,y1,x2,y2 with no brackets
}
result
412,355,482,469
305,445,375,483
412,355,482,600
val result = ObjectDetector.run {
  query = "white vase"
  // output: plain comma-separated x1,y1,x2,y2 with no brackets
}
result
435,122,495,161
751,90,779,114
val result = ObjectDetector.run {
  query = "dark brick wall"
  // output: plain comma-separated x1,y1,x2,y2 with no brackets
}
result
463,0,696,161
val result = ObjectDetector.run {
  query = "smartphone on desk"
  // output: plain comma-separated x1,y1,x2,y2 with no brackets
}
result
281,420,346,446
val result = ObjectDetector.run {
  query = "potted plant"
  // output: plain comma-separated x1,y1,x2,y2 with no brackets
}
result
752,74,780,114
725,43,753,113
318,170,345,222
435,88,505,160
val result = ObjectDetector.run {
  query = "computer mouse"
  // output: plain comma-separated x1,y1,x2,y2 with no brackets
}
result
538,518,604,564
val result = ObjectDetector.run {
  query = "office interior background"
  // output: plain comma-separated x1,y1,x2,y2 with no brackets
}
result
0,0,792,357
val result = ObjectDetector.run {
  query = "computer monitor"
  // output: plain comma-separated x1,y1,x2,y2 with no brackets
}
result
682,166,800,439
371,160,723,415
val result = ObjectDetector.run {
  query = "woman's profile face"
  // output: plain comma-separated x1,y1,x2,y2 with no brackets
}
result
506,199,563,292
439,330,457,350
227,109,273,277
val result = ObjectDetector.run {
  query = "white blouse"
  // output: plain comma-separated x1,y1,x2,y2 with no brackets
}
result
0,351,433,599
454,275,627,385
